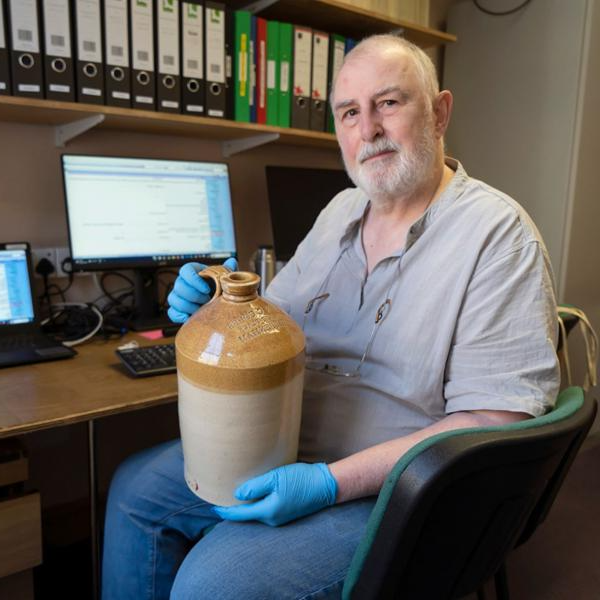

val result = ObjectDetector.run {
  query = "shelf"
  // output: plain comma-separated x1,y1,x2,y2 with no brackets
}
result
240,0,456,48
0,95,339,154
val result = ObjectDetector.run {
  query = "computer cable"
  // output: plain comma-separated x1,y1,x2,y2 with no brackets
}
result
36,255,75,311
41,303,103,347
157,269,177,310
472,0,532,17
93,272,136,325
98,272,134,304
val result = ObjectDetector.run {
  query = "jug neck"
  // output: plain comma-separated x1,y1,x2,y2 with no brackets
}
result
220,271,261,303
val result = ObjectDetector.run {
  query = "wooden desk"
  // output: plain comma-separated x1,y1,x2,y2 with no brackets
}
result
0,335,177,438
0,334,178,599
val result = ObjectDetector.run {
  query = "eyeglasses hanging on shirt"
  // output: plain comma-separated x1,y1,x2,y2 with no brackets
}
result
301,293,392,378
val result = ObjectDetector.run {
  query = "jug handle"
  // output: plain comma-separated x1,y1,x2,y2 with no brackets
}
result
198,265,232,303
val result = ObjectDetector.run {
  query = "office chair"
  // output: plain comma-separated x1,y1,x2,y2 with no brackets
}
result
342,386,597,600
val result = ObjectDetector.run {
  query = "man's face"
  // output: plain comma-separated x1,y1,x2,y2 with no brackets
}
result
333,48,439,200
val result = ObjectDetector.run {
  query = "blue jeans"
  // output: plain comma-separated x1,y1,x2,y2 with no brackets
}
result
101,440,376,600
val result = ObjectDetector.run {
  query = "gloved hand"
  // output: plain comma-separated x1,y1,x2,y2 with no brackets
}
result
167,258,238,323
212,462,338,527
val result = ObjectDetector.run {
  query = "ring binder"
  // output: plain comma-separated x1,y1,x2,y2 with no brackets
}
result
205,2,226,119
131,0,155,110
182,1,205,115
41,0,75,101
74,0,105,104
7,0,44,98
104,0,131,107
156,0,181,113
291,25,312,130
309,30,329,131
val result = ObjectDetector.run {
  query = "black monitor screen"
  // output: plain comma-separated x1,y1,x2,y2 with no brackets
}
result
265,166,352,261
62,154,236,270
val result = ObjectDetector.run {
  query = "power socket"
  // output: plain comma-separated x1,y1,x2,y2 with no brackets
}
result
55,247,72,277
32,247,72,278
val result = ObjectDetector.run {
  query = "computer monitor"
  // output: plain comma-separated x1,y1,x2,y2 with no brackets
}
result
265,165,353,261
61,154,236,330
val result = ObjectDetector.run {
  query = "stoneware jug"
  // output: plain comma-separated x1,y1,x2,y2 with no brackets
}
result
175,266,305,506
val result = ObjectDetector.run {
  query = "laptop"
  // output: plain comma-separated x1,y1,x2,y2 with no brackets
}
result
0,242,76,368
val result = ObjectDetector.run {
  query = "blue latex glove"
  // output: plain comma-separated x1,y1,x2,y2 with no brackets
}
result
167,258,238,323
213,462,338,527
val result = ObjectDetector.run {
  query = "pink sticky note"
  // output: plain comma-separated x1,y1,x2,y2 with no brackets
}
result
139,329,164,340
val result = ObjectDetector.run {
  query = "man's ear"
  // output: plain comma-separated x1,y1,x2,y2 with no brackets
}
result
433,90,453,138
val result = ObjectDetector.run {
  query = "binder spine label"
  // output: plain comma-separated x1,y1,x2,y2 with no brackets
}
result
206,8,225,84
332,38,345,81
82,86,101,96
293,28,311,97
9,0,40,53
132,0,154,71
76,0,102,62
183,3,203,79
267,60,275,90
280,61,289,93
158,0,179,75
0,1,5,49
259,38,266,108
239,33,247,97
249,36,255,109
43,0,72,58
105,0,129,67
50,84,70,93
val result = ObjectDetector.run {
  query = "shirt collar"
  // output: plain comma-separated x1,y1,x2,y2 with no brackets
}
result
339,192,370,248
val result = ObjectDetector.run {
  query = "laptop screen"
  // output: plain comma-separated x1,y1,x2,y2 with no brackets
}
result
0,249,35,326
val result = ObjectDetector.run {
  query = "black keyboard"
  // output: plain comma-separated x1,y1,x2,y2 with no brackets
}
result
116,343,176,377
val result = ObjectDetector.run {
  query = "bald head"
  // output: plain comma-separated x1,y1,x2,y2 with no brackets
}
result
331,35,440,108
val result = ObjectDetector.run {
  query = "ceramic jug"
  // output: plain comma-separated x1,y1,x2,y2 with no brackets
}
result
175,266,305,506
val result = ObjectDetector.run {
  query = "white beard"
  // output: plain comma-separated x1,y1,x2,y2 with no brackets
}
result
343,122,438,201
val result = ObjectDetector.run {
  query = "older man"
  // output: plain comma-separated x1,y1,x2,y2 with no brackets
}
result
102,35,559,600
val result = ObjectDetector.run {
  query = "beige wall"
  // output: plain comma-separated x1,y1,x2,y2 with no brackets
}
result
562,0,600,389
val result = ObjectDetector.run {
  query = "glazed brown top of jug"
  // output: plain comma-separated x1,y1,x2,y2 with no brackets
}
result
175,267,305,393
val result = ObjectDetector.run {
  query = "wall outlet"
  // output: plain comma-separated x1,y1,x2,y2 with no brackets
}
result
55,247,71,277
32,246,73,278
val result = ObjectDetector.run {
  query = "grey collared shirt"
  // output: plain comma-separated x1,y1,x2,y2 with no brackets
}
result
267,159,560,463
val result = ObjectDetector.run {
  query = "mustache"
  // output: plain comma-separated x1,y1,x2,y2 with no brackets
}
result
358,138,402,163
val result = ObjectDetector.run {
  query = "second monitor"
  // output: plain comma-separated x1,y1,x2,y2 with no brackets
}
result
265,165,353,262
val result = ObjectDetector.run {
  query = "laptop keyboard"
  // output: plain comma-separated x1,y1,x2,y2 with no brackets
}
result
0,333,52,350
